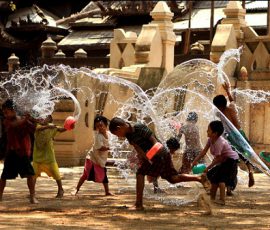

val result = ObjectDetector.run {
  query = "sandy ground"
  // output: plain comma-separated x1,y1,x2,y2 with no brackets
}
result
0,163,270,230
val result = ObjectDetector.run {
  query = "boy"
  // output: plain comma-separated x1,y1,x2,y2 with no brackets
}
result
32,115,66,198
0,99,38,203
109,117,209,210
178,112,203,173
213,82,254,190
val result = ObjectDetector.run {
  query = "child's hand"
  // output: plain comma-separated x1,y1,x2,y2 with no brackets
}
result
191,161,197,168
222,81,230,92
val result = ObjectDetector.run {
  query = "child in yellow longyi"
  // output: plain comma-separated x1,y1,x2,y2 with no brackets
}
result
32,115,66,198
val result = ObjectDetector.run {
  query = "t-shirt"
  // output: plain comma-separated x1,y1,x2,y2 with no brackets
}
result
33,123,58,164
207,136,239,160
90,131,110,168
126,123,153,153
178,122,202,152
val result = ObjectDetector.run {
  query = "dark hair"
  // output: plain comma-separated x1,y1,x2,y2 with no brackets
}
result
209,120,224,136
213,95,227,108
2,99,15,111
166,137,180,151
109,117,126,133
186,111,198,122
94,115,108,130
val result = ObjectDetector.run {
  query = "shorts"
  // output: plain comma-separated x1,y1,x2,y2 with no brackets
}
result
137,147,178,182
32,161,61,180
207,158,238,190
1,150,35,180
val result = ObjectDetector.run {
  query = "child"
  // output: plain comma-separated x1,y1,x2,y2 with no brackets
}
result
72,115,112,196
192,120,239,205
213,82,254,189
0,99,38,203
177,112,203,173
109,117,209,210
32,115,66,198
147,137,181,194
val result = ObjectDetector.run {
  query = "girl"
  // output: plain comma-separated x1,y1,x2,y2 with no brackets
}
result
72,115,112,196
192,120,239,205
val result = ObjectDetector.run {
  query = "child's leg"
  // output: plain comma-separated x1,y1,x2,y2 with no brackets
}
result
0,179,6,201
56,179,64,198
153,177,159,193
27,176,39,204
219,182,226,204
180,153,191,174
102,183,112,196
210,183,218,200
135,174,145,209
170,173,201,183
246,162,254,187
72,176,86,195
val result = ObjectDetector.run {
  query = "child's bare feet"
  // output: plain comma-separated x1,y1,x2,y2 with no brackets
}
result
226,189,233,196
105,192,113,196
71,188,78,196
201,173,211,192
214,199,225,205
129,204,145,211
154,187,165,194
30,196,39,204
248,172,255,187
56,190,64,198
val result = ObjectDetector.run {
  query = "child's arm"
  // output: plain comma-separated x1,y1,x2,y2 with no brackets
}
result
36,124,57,131
204,155,225,172
57,127,67,133
98,146,110,151
223,82,234,102
191,142,210,167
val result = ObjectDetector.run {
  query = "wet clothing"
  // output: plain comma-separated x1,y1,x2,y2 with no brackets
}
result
207,158,238,190
178,122,203,173
32,162,61,180
79,131,110,184
126,123,178,181
32,123,62,180
33,124,58,164
1,150,35,179
206,136,239,190
1,117,35,180
90,131,110,168
81,159,108,183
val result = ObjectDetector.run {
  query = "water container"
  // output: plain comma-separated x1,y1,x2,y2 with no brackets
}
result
192,163,206,174
259,151,270,163
64,116,76,130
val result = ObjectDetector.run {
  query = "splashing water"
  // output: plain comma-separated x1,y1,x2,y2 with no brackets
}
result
1,46,270,206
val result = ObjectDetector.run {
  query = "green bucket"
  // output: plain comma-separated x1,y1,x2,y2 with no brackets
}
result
192,163,206,174
259,151,270,163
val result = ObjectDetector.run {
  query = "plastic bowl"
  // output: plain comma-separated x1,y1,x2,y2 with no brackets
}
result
64,116,76,130
192,163,206,174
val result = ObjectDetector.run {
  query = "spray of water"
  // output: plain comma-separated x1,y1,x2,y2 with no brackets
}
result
1,46,270,206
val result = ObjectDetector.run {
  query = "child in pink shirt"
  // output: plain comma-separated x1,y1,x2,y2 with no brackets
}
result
192,120,239,205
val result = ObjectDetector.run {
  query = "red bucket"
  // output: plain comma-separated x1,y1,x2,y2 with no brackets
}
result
64,116,76,130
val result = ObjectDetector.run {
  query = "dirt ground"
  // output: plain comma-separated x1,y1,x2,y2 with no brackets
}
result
0,163,270,230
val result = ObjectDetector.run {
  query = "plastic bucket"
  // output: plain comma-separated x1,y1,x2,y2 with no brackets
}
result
64,116,76,130
192,163,206,174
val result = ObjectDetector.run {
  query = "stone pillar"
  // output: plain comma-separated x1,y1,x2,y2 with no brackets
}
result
222,0,246,40
54,49,66,58
74,48,87,58
7,53,20,72
150,1,176,74
41,37,57,58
